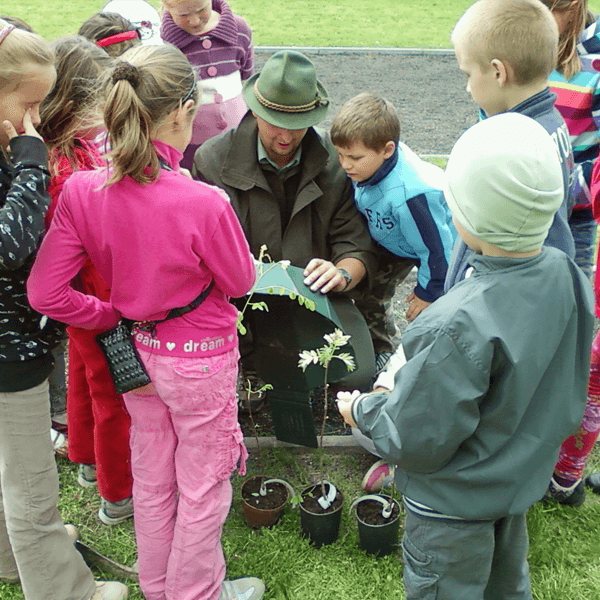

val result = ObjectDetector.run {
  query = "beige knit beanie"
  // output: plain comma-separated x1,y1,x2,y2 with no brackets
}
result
444,112,564,252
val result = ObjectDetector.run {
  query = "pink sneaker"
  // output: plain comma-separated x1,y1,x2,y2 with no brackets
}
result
362,459,394,493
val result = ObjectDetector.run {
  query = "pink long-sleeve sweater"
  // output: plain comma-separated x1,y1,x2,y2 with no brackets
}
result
28,141,255,358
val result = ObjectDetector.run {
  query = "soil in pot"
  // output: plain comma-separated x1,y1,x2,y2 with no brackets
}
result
241,477,289,510
356,498,400,525
300,484,344,515
299,483,344,548
241,476,289,529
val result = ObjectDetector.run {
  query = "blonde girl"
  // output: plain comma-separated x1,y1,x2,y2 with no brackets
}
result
38,36,135,526
159,0,254,170
28,44,264,600
0,19,126,600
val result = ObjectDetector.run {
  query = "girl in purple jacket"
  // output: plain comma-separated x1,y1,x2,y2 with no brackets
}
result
160,0,254,170
28,44,263,600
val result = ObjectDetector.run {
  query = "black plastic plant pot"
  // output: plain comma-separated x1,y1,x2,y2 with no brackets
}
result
352,494,401,557
299,481,344,548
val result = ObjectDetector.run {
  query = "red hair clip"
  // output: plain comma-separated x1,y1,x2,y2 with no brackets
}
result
96,30,139,48
0,24,15,45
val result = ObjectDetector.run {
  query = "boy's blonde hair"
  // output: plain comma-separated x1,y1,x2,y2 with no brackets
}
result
39,37,109,176
0,19,54,91
103,44,199,186
330,93,400,152
452,0,559,85
539,0,594,80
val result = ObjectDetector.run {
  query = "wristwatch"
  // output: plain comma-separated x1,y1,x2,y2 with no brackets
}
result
337,267,353,289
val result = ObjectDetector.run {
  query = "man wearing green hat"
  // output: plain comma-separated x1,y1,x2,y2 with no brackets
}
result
194,50,376,293
194,51,378,390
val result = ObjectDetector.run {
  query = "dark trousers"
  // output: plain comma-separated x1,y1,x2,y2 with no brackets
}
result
402,507,532,600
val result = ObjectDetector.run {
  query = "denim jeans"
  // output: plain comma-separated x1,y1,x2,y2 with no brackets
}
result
0,380,95,600
49,338,67,420
402,506,532,600
124,347,246,600
569,209,598,280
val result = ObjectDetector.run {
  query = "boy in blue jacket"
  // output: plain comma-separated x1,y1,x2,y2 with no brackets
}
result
337,113,594,600
331,93,456,371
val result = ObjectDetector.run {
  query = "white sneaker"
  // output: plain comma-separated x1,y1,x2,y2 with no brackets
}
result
219,578,265,600
98,497,134,526
91,581,128,600
51,427,68,459
65,524,80,544
77,463,98,488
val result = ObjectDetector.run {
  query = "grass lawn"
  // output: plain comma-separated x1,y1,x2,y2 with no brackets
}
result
13,0,600,46
1,445,599,600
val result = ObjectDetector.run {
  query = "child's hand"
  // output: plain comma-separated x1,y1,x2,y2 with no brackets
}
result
336,390,360,428
2,109,43,146
406,292,431,322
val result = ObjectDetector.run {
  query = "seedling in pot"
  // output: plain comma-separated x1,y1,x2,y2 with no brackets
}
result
298,328,355,507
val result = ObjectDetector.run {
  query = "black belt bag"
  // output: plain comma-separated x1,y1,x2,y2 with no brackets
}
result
96,281,215,394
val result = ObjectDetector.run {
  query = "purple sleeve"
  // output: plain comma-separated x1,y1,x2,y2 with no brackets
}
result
236,15,254,80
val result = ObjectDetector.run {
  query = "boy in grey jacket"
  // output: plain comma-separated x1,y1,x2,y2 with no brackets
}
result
337,113,594,600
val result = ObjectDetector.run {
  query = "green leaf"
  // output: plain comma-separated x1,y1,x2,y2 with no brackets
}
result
237,322,247,335
297,296,305,306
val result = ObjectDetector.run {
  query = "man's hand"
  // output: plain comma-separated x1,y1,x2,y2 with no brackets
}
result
303,258,347,293
406,292,431,322
336,390,360,428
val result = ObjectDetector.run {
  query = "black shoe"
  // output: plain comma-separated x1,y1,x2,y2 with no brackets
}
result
543,478,586,507
584,472,600,495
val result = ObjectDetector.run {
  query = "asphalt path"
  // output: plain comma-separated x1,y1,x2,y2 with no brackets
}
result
255,48,479,155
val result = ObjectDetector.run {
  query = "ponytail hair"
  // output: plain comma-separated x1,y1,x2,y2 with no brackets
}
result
540,0,593,79
103,44,198,186
38,36,109,176
0,18,53,92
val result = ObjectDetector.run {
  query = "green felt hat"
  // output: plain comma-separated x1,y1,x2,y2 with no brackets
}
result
243,51,329,130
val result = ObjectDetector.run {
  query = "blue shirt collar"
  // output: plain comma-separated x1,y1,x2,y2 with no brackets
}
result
356,146,399,188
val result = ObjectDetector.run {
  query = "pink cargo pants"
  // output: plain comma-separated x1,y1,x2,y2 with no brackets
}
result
124,347,247,600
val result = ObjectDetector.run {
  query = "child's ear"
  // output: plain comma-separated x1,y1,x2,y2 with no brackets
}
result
383,140,395,159
174,99,196,129
490,58,510,88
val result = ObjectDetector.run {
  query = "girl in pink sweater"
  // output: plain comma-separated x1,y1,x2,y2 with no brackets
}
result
28,44,263,600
